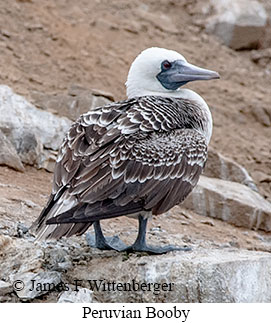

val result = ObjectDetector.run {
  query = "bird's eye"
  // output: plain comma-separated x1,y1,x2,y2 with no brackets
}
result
162,60,172,70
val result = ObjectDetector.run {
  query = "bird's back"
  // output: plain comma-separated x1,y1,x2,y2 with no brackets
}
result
32,96,209,240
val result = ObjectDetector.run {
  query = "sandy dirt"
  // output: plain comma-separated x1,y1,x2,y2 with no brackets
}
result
0,0,271,256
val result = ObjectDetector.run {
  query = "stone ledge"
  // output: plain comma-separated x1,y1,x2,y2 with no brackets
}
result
182,176,271,232
69,248,271,303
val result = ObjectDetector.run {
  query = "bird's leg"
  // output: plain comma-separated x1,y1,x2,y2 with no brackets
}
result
86,221,127,251
123,215,191,254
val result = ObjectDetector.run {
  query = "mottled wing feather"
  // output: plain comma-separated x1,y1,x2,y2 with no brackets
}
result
113,129,207,214
52,99,138,194
34,99,136,236
34,96,208,239
47,129,207,226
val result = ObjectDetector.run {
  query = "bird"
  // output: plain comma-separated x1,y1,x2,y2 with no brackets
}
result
31,47,219,254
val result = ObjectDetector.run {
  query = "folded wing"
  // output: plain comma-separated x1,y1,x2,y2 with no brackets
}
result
33,97,208,239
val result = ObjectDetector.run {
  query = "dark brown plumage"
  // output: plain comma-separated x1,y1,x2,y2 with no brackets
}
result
33,96,208,240
31,47,219,253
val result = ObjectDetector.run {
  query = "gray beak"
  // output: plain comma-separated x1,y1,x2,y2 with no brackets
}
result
157,59,220,90
172,60,220,82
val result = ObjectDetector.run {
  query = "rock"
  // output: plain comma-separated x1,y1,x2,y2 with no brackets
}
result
182,176,271,232
0,129,25,172
58,287,93,303
0,280,13,296
38,149,58,172
0,234,14,253
43,244,72,272
70,249,271,302
0,85,71,170
31,84,114,122
10,271,62,300
11,252,45,280
205,147,258,191
200,219,214,226
250,105,271,127
0,235,44,279
0,194,42,236
251,48,271,67
2,228,271,303
260,3,271,49
205,0,268,50
16,223,29,238
252,170,271,184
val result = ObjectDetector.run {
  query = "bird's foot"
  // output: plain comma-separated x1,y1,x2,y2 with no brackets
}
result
122,242,192,255
86,233,128,251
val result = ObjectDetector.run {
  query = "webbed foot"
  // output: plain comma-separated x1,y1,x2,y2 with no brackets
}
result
86,232,127,251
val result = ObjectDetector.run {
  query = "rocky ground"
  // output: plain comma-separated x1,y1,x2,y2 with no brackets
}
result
0,0,271,303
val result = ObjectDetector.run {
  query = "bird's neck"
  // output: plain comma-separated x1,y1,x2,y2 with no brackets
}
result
127,88,213,144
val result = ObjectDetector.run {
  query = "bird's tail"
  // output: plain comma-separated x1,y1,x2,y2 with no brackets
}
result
46,198,144,225
30,191,92,240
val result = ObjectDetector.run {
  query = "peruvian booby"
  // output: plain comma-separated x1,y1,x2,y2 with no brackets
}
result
32,47,219,254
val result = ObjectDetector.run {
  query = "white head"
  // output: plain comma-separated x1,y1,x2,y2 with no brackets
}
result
126,47,219,99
